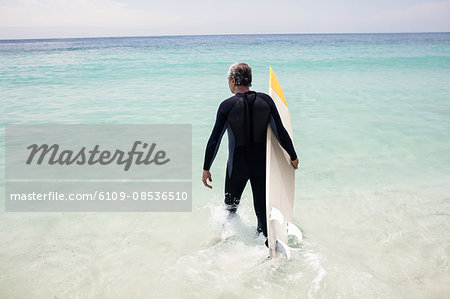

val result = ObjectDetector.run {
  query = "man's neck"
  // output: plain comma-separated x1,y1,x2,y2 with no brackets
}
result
234,86,250,94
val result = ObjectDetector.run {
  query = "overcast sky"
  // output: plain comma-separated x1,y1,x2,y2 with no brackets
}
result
0,0,449,39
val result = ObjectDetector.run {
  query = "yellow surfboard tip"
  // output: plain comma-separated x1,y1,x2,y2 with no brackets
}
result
269,67,287,106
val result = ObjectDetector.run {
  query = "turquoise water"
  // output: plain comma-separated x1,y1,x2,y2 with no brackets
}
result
0,33,449,298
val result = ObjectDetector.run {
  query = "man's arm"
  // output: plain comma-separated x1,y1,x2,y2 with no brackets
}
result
266,96,298,165
202,102,227,188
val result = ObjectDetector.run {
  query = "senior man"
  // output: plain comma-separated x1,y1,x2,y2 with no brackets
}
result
202,62,299,237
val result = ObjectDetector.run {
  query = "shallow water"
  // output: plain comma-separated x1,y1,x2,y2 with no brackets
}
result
0,33,449,298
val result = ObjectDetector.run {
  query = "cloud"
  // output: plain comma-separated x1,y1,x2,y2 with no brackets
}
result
0,0,448,38
361,1,450,32
0,0,177,27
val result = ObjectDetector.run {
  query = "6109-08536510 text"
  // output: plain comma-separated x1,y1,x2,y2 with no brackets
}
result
25,141,170,171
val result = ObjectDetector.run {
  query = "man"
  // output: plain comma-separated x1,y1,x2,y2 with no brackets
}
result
202,62,299,237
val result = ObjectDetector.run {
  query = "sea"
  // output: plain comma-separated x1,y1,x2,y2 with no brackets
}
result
0,33,449,298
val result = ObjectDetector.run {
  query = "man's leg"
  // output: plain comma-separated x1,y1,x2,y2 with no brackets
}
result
224,166,248,215
249,175,267,237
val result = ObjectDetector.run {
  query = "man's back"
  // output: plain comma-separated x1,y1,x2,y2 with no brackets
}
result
203,90,296,178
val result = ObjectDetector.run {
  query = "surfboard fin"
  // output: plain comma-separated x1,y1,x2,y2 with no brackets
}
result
268,207,302,259
275,239,291,259
269,207,284,226
286,221,303,241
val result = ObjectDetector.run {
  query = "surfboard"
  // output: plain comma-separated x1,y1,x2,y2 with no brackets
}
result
266,67,302,259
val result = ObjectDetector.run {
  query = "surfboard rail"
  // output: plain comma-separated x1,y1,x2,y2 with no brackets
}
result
266,67,301,259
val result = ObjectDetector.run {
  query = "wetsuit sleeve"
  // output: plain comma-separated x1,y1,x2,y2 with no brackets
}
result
269,101,298,161
203,103,227,171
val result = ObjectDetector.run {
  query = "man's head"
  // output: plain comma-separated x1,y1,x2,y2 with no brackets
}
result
228,62,252,94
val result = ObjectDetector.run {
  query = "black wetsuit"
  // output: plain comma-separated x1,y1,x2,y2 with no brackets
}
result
203,91,297,236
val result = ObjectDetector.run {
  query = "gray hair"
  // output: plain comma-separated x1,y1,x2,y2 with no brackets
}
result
227,62,252,87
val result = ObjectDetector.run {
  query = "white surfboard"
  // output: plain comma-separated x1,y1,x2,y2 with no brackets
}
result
266,67,302,258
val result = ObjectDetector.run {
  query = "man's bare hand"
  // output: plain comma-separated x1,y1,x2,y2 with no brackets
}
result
291,158,299,170
202,170,213,189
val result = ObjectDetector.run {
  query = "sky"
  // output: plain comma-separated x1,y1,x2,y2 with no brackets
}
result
0,0,449,39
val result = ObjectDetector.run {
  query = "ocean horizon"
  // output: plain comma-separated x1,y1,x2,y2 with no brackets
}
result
1,31,449,41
